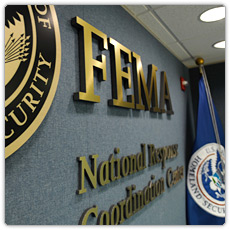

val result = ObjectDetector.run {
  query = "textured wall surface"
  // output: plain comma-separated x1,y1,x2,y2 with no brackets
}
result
5,5,189,225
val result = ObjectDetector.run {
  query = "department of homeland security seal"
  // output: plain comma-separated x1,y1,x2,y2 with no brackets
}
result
5,5,61,158
187,143,225,217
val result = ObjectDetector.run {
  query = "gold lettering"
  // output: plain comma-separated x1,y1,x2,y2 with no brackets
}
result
35,5,48,15
125,186,133,219
8,103,27,126
97,211,109,225
72,17,108,103
71,17,174,115
79,175,166,225
109,154,115,181
160,71,174,114
121,156,129,177
76,154,99,195
30,82,44,97
132,52,160,112
166,167,173,188
132,192,138,214
98,161,110,186
129,155,137,175
148,144,156,166
149,175,156,201
33,67,48,85
79,206,98,225
160,177,165,193
143,186,150,205
109,205,120,225
5,116,14,139
108,38,134,109
141,143,147,169
136,190,144,210
38,52,52,68
21,93,40,112
37,16,51,29
166,166,184,188
136,152,143,171
118,199,126,224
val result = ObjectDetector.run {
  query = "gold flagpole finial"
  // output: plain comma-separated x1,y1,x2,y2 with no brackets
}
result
195,57,204,66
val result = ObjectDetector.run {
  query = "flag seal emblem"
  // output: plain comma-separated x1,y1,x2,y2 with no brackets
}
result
187,143,225,217
5,5,61,158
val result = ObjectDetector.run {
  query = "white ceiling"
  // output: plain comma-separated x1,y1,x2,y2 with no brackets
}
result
122,5,225,68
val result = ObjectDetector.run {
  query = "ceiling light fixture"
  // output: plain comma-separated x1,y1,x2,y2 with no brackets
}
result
213,41,225,49
200,6,225,22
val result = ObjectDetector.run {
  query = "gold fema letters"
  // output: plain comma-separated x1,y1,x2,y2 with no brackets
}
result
72,17,174,114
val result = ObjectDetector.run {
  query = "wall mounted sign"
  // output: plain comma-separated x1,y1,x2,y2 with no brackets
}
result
76,143,184,225
5,5,61,158
69,16,183,225
72,17,174,115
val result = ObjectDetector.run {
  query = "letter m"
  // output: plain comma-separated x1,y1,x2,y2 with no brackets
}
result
132,52,160,112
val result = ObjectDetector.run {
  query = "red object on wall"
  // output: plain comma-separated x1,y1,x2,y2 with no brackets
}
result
180,77,186,91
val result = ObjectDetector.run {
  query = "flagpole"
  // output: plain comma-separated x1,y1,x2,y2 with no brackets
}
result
195,58,225,169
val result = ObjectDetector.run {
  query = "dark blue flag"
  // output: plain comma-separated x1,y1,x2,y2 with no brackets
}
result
187,77,225,225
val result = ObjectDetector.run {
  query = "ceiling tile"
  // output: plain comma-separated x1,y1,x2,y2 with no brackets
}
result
123,5,225,68
123,5,148,16
182,35,225,58
167,42,191,60
138,11,176,45
182,58,197,68
149,5,164,10
154,5,225,41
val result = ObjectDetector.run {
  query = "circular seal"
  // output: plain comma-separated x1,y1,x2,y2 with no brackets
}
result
187,143,225,217
5,5,61,158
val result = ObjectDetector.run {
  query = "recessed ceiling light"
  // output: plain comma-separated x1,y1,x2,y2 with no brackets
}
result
213,41,225,49
200,6,225,22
